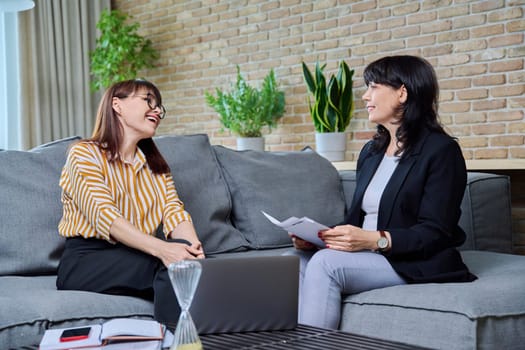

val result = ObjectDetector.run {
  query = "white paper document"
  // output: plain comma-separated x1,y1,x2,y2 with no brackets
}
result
262,211,329,247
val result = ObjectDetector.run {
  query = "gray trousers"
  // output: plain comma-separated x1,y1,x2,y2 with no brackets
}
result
287,249,406,329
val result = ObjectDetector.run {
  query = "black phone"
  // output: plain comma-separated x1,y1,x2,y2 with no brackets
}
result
59,327,92,342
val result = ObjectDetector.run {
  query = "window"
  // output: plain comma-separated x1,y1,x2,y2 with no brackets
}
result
0,11,21,150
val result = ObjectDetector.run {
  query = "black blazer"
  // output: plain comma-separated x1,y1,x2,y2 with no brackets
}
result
345,130,476,283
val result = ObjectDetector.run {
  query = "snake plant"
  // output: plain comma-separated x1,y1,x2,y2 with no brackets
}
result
302,61,355,133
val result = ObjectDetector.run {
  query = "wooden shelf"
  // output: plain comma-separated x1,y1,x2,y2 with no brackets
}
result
332,159,525,171
464,159,525,170
332,161,357,171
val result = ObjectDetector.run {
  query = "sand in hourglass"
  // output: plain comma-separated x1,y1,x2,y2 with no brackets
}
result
175,343,203,350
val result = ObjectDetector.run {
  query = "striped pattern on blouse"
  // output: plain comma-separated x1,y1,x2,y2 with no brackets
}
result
58,141,192,242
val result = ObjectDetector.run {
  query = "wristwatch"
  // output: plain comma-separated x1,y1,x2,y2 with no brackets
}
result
377,230,389,251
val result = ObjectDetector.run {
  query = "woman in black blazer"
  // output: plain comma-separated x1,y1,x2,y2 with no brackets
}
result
293,55,476,330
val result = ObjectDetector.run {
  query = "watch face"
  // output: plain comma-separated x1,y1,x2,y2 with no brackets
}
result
378,237,389,249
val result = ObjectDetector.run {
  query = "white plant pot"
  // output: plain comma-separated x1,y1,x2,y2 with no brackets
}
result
315,132,347,161
236,137,265,151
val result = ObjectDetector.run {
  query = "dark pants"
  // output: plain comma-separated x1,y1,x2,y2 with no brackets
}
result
57,237,184,328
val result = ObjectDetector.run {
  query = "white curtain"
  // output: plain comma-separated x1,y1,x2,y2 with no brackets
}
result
18,0,110,149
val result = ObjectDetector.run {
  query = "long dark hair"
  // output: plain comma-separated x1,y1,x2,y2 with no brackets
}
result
89,79,170,174
363,55,447,158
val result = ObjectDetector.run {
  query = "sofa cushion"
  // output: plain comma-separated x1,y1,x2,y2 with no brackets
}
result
0,136,80,276
340,250,525,349
155,134,249,254
213,146,346,249
459,172,513,253
0,275,154,349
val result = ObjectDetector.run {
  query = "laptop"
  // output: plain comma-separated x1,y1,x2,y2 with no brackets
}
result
188,255,299,334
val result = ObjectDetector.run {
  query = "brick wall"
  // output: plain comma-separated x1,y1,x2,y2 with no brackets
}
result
112,0,524,159
112,0,525,253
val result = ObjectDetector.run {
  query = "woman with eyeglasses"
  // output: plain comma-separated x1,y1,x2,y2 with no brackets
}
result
56,79,204,327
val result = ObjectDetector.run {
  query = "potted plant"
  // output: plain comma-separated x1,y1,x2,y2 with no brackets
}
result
90,9,159,91
205,66,285,151
302,61,355,161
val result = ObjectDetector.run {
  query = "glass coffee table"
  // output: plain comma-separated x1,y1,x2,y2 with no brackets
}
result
199,324,429,349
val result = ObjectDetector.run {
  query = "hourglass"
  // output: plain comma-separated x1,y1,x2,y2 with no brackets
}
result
167,260,203,350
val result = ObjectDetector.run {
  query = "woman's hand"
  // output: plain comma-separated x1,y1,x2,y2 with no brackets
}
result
189,241,205,259
157,240,203,268
109,218,205,268
290,233,317,251
319,225,381,252
167,221,205,260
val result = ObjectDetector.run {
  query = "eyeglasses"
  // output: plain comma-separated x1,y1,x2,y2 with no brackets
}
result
133,93,166,119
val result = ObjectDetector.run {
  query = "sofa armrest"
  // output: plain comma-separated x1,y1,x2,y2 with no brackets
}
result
338,171,513,254
339,170,356,213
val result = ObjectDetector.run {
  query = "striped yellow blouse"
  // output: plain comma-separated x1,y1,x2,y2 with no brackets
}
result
58,141,192,242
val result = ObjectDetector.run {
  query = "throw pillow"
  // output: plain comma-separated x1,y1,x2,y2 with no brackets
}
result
0,136,81,275
154,134,249,254
213,146,346,249
458,172,513,253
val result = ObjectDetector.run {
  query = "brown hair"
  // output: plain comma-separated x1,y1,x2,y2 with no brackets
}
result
89,79,170,174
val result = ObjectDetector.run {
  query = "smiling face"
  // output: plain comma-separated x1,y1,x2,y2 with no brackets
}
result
362,82,407,128
112,88,164,141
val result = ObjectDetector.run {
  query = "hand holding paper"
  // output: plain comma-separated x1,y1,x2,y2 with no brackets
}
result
262,211,328,248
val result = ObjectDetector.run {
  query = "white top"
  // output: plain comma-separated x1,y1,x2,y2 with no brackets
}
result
361,154,399,231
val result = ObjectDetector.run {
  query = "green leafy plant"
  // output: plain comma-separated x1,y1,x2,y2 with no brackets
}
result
302,61,355,133
90,9,159,91
205,66,285,138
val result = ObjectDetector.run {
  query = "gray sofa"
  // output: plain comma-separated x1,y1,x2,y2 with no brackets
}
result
1,134,524,349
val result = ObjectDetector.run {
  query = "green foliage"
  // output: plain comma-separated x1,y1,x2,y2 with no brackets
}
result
90,9,159,91
205,66,285,138
302,61,355,133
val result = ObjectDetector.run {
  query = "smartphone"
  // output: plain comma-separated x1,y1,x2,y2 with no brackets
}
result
59,327,92,342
